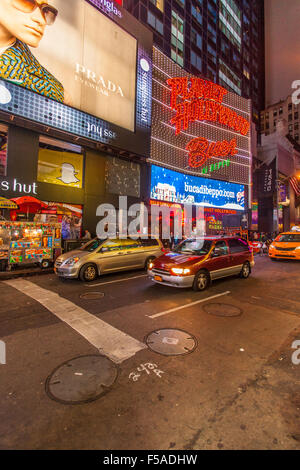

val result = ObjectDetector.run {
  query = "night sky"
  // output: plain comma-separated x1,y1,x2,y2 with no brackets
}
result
265,0,300,105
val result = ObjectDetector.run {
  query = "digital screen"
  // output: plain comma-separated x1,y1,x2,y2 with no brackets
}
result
0,0,152,156
150,165,245,211
150,48,252,186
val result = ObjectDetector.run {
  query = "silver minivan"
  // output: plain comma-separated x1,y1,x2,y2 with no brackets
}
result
54,237,164,282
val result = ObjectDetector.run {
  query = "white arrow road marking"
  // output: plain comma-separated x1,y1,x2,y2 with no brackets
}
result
4,279,146,364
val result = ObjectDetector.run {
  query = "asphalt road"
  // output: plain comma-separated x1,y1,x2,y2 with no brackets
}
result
0,255,300,450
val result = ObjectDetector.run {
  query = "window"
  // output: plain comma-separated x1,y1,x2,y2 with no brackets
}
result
191,4,202,25
295,112,299,120
191,50,202,71
150,0,164,12
279,107,283,115
288,114,293,121
0,125,8,177
273,110,277,117
295,123,299,131
219,59,241,95
191,28,202,49
212,241,229,256
219,0,241,50
147,11,164,35
171,10,184,67
207,43,217,64
228,238,249,253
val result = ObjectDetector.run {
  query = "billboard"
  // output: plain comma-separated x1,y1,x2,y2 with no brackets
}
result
150,48,252,187
38,149,84,188
0,0,152,156
150,165,245,211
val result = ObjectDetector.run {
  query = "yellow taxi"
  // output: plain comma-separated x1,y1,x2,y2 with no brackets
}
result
269,232,300,261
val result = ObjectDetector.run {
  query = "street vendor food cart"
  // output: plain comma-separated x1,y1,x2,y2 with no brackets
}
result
0,221,61,271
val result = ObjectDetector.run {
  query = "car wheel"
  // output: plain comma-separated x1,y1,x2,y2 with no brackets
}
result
145,256,156,271
41,259,50,269
193,270,210,291
240,262,250,279
79,263,98,282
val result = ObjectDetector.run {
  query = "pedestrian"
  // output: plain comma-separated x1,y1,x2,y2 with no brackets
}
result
82,229,91,240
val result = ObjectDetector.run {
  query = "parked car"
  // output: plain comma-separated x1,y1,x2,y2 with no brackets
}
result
148,236,254,291
54,236,164,281
269,232,300,261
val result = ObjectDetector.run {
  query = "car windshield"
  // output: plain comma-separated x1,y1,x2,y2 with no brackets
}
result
79,238,105,252
276,234,300,243
174,239,212,255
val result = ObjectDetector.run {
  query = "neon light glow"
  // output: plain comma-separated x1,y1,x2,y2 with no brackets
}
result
167,77,250,137
186,137,237,168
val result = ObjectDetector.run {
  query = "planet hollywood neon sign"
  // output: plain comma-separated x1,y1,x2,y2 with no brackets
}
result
167,77,250,169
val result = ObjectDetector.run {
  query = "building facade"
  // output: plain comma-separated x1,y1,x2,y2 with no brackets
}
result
0,0,153,238
260,94,300,143
149,47,252,234
123,0,265,124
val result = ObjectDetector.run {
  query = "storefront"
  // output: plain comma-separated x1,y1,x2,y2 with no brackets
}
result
0,0,152,237
148,48,252,235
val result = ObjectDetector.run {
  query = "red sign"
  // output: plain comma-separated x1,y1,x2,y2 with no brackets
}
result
186,137,238,168
167,77,250,137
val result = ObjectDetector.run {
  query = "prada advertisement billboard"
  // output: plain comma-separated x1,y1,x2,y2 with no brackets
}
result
0,0,152,156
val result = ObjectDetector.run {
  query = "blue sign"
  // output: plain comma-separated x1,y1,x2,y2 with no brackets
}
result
150,165,245,211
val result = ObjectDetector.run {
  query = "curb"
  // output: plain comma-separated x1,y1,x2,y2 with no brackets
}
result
0,268,54,281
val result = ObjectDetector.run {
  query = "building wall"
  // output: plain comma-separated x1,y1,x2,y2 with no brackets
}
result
124,0,265,123
1,124,148,235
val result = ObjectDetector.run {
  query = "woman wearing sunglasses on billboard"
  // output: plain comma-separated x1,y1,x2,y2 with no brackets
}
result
0,0,64,103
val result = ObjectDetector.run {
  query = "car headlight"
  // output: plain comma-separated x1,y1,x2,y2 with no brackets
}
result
269,244,275,250
148,262,154,270
171,268,191,275
64,257,80,266
295,246,300,250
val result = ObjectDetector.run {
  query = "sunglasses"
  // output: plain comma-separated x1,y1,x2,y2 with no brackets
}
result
11,0,58,25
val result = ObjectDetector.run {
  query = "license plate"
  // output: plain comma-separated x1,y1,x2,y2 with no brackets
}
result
154,275,163,282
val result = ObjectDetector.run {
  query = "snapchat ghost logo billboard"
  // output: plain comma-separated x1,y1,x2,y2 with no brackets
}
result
38,149,83,188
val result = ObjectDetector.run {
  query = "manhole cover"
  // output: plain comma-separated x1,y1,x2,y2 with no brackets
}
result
80,292,105,300
203,303,242,317
145,329,197,356
45,355,118,405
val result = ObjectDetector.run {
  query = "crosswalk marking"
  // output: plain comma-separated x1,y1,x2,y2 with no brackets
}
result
4,279,146,364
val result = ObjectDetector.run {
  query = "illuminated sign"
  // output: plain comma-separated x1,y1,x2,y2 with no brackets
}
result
0,177,38,195
0,0,152,157
186,137,237,168
150,165,245,211
150,48,252,186
89,0,123,18
167,77,250,136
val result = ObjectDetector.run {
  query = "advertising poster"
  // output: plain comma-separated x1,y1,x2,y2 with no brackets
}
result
150,165,245,211
0,0,137,132
38,149,83,188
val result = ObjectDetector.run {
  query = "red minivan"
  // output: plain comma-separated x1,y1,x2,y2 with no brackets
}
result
148,236,254,291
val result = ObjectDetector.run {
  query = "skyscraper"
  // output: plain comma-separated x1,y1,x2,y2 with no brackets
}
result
123,0,265,124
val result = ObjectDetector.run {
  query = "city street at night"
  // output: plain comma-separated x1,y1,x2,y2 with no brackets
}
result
0,256,299,451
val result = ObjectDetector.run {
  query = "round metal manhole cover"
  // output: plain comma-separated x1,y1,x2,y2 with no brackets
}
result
80,292,105,300
145,329,197,356
45,355,118,405
203,303,242,317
